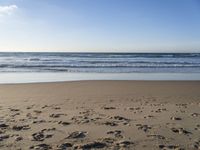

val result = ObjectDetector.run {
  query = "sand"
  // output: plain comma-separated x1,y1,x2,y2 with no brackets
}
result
0,80,200,150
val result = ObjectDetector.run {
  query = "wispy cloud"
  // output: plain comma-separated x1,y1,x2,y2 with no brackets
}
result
0,5,18,16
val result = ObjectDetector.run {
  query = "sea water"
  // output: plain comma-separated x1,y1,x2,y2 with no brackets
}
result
0,52,200,83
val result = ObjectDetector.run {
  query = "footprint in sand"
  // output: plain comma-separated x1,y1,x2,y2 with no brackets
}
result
57,143,73,150
115,140,134,148
107,130,123,138
136,124,152,132
144,115,154,119
66,131,87,139
107,116,131,126
30,144,52,150
0,134,10,141
103,106,116,110
33,110,42,114
147,134,166,140
32,129,54,141
192,139,200,149
12,125,30,131
171,127,192,135
10,112,20,117
15,136,23,141
53,106,61,110
191,113,200,117
26,105,35,110
159,144,181,149
49,113,67,118
170,116,182,121
112,116,130,122
32,119,46,124
58,121,71,126
75,141,107,149
9,108,20,112
41,105,49,109
103,121,118,126
26,113,38,119
0,123,9,129
155,108,167,113
194,124,200,131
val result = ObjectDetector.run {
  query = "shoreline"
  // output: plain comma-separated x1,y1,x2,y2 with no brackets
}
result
0,72,200,84
0,80,200,149
1,79,200,84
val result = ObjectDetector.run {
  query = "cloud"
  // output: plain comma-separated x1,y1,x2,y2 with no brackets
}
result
0,5,18,16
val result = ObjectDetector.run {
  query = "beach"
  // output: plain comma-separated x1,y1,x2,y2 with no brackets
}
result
1,0,200,149
0,81,200,149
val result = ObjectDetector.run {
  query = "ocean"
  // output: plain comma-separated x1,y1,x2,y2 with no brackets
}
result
0,52,200,73
0,52,200,83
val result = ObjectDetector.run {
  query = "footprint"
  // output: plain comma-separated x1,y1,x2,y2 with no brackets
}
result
0,134,10,141
136,124,152,132
107,130,123,138
75,141,107,149
33,110,42,114
32,130,53,141
12,125,30,131
66,131,87,139
57,143,73,150
58,121,71,126
30,144,52,150
116,140,134,148
49,113,66,118
103,106,116,110
0,123,9,129
171,117,182,121
191,113,200,117
159,144,180,149
171,127,192,135
15,136,23,141
147,134,166,140
9,108,20,112
103,121,118,126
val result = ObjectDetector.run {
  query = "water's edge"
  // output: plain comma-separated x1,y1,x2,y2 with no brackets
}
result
0,73,200,84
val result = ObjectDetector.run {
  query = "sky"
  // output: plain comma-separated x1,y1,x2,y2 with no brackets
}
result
0,0,200,52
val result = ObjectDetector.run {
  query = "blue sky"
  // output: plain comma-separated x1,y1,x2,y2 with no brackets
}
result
0,0,200,52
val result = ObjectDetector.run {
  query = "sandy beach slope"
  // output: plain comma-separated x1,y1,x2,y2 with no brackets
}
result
0,81,200,150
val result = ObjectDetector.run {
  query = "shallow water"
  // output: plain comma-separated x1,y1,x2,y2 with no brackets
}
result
0,73,200,84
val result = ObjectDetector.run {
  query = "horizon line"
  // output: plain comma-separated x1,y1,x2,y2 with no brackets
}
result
0,51,199,53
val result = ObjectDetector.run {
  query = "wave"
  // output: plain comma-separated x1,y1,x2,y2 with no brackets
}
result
0,52,200,73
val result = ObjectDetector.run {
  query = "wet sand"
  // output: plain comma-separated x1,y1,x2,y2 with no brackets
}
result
0,81,200,150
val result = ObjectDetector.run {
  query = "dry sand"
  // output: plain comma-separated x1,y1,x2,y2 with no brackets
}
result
0,81,200,150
